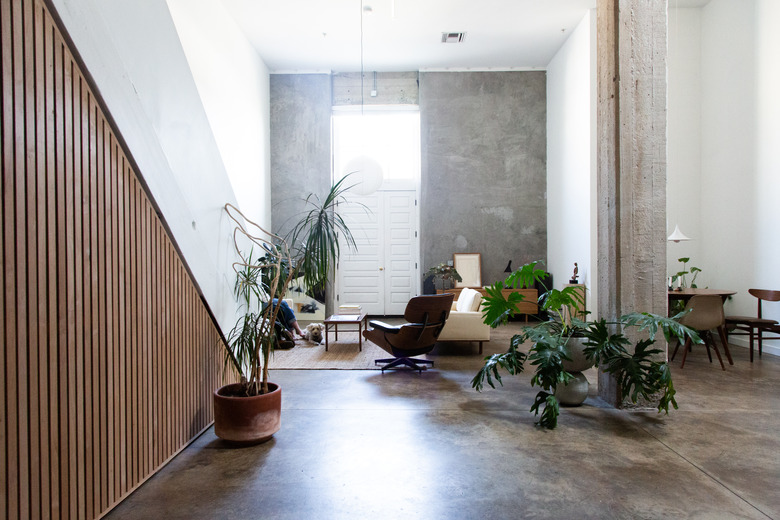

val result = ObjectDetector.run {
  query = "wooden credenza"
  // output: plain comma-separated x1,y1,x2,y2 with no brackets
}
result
437,287,538,318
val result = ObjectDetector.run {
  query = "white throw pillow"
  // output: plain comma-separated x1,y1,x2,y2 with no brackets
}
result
457,287,478,312
469,292,483,312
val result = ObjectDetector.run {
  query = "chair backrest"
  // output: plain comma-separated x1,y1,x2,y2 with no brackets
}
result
383,294,455,352
404,293,455,324
748,289,780,318
679,295,725,331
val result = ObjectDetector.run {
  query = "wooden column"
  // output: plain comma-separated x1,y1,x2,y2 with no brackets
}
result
597,0,668,406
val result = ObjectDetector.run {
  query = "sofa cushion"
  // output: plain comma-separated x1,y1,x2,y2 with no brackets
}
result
456,287,481,313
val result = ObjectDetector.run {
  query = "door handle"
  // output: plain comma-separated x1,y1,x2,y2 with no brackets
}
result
379,267,384,271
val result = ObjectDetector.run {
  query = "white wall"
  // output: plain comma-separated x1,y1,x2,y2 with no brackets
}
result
166,0,271,228
700,0,756,313
667,8,703,276
51,0,271,332
669,0,779,355
546,10,597,315
754,0,780,321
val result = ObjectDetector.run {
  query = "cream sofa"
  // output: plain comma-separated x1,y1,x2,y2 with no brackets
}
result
437,287,490,353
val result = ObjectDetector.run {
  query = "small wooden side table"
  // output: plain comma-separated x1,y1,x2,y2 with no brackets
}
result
323,313,368,351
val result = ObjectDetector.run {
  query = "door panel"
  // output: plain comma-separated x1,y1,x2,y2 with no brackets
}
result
337,194,383,312
384,192,417,314
337,190,419,315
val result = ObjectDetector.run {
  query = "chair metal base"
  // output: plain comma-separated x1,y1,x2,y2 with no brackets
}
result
375,357,434,373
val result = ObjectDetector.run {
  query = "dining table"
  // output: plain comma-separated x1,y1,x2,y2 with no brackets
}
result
667,288,736,301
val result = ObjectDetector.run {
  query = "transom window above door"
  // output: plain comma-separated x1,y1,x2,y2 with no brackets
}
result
332,107,420,192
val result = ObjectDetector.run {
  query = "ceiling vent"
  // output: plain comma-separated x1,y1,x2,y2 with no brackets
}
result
441,32,466,43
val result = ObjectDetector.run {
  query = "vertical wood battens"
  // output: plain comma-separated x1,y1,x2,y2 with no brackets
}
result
0,0,10,517
2,0,225,518
11,3,26,519
23,3,41,518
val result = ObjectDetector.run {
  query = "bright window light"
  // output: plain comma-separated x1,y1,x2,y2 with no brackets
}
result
332,108,420,187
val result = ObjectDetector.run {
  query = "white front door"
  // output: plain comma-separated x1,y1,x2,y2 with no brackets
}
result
337,190,419,315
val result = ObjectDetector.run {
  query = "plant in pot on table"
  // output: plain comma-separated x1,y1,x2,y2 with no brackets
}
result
426,263,462,291
472,262,702,429
215,178,359,444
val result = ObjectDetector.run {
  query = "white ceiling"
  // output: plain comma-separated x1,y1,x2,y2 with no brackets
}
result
222,0,598,73
221,0,711,74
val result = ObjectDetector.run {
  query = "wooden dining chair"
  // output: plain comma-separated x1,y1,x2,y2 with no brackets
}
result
725,289,780,362
671,295,732,370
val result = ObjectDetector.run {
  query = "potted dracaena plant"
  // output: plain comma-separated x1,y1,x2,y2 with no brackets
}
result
472,261,702,429
214,177,359,444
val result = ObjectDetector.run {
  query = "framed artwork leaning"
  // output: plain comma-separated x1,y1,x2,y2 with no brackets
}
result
453,253,482,288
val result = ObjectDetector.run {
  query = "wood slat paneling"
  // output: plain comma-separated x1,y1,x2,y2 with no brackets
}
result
1,1,225,518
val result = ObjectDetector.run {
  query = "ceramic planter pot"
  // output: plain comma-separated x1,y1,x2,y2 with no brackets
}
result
554,372,589,406
214,382,281,444
562,336,595,373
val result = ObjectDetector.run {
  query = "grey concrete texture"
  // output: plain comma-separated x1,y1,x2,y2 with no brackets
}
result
270,71,548,291
597,0,668,404
420,71,547,285
270,74,333,242
104,324,780,520
332,71,419,106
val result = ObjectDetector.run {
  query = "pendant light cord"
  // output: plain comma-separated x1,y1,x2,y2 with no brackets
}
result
360,0,365,115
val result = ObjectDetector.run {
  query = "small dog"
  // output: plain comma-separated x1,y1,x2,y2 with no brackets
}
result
304,323,324,344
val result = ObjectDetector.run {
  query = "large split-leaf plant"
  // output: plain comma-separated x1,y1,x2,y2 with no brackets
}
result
472,261,702,429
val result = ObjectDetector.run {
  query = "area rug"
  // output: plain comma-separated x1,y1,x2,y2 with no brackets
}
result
269,321,527,370
271,332,385,369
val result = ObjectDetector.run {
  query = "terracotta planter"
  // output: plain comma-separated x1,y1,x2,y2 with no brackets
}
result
214,382,281,444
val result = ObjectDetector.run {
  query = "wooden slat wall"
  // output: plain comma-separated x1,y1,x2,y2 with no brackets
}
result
1,1,225,518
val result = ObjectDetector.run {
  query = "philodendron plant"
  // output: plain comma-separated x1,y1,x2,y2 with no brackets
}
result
472,262,702,429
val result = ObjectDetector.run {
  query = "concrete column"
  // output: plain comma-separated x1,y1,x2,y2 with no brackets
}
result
597,0,668,406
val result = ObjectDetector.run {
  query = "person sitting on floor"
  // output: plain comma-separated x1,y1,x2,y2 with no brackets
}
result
269,298,306,339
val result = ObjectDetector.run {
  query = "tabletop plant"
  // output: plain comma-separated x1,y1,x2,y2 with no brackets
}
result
426,263,462,290
472,261,702,429
669,257,703,314
672,257,702,290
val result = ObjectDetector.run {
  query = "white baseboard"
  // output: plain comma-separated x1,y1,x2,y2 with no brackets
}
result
727,336,780,357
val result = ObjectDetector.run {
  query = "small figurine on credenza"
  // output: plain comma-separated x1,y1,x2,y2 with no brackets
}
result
569,262,579,284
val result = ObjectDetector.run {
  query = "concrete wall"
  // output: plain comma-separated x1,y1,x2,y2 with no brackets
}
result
270,71,548,290
546,11,597,313
269,74,333,241
332,72,419,106
419,72,547,286
50,0,268,332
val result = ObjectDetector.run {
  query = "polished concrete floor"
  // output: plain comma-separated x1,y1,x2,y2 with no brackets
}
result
106,326,780,520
